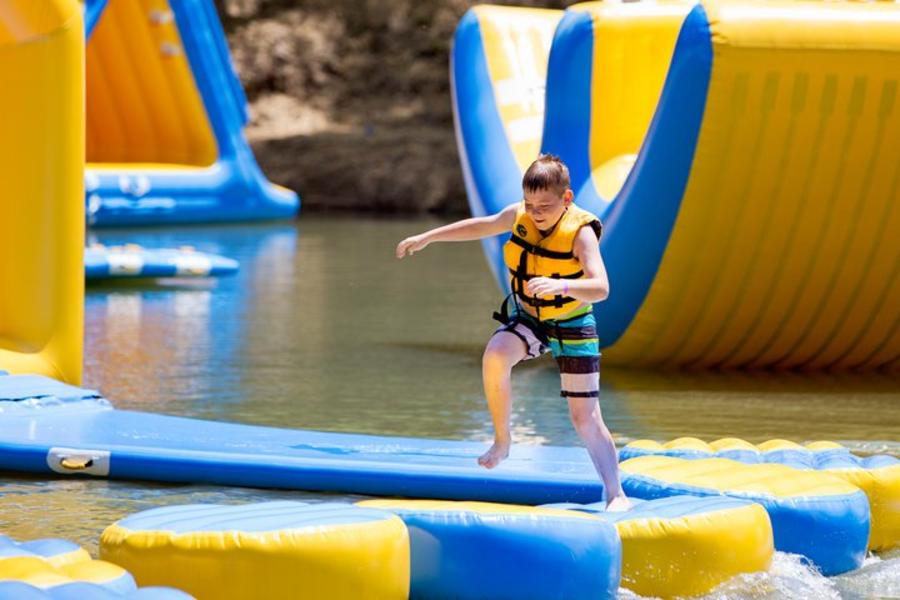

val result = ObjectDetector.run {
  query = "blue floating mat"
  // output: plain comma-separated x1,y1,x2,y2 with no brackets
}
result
0,375,605,505
85,245,238,280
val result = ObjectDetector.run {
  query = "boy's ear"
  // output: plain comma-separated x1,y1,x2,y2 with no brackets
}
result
563,189,574,204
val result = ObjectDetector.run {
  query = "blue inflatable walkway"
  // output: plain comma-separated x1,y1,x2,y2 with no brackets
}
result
0,376,603,505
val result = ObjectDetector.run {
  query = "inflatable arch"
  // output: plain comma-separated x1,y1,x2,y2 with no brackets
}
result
453,0,900,370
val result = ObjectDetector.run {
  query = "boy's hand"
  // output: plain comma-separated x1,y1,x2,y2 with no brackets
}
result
396,234,430,258
525,277,566,297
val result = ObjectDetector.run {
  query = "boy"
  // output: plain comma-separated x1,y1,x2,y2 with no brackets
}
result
396,154,629,510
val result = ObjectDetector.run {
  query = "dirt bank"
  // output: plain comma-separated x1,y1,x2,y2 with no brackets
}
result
214,0,573,213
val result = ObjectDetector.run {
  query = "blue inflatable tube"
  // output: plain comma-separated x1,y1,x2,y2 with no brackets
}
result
84,246,239,280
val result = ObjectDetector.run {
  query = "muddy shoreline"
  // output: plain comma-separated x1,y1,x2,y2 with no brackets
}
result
216,0,574,213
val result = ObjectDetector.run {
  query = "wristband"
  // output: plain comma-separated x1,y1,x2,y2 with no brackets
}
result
563,282,569,295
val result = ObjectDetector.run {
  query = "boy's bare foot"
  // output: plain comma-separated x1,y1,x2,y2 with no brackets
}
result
477,442,510,469
606,495,632,512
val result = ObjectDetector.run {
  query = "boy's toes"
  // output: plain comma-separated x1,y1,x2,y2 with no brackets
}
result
605,495,632,513
477,444,510,469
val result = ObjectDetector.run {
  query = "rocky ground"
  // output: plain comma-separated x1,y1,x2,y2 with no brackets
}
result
214,0,575,213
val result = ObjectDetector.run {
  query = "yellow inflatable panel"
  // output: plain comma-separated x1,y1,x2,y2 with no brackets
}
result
579,0,692,198
611,497,771,598
621,455,871,574
86,0,216,166
100,501,410,600
42,547,91,569
0,0,84,383
622,437,900,551
0,556,132,590
624,455,860,497
609,0,900,369
472,6,561,172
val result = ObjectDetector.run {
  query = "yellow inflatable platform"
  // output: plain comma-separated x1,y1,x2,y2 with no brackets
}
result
621,455,871,575
623,437,900,551
0,0,84,384
100,501,410,600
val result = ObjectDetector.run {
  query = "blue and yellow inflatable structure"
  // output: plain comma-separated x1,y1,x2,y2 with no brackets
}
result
0,534,191,599
453,0,900,370
0,0,85,384
84,0,298,225
622,437,900,552
100,502,410,600
620,455,871,575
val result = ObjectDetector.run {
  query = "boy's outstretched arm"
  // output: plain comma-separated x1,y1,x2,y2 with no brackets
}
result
396,204,518,259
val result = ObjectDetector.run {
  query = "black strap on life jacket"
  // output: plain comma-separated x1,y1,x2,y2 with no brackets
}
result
507,268,584,281
508,235,574,260
515,290,578,309
492,293,513,325
491,294,551,350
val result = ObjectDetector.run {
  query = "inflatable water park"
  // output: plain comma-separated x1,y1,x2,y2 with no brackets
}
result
0,0,898,598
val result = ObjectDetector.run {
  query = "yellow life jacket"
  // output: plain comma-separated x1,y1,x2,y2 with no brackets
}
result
502,202,602,321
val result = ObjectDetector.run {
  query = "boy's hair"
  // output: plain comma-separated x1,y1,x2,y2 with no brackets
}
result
522,154,570,196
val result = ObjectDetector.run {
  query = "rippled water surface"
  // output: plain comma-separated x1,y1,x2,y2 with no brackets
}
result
1,216,897,598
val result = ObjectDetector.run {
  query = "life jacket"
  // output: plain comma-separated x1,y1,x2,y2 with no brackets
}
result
502,202,602,321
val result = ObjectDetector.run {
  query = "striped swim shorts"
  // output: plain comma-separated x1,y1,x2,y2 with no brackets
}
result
492,298,601,399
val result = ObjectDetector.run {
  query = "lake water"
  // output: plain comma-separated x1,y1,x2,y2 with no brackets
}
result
1,216,897,599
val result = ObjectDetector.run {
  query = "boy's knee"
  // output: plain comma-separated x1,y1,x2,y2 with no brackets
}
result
568,404,599,433
483,346,514,371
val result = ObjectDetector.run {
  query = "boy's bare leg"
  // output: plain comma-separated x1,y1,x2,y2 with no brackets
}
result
479,332,526,468
567,397,631,511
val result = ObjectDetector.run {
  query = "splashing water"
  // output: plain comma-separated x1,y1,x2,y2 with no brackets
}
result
618,551,900,600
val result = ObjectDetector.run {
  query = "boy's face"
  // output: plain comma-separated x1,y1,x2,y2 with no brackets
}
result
523,187,573,231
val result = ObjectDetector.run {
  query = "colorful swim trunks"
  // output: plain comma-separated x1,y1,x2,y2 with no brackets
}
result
492,296,600,398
